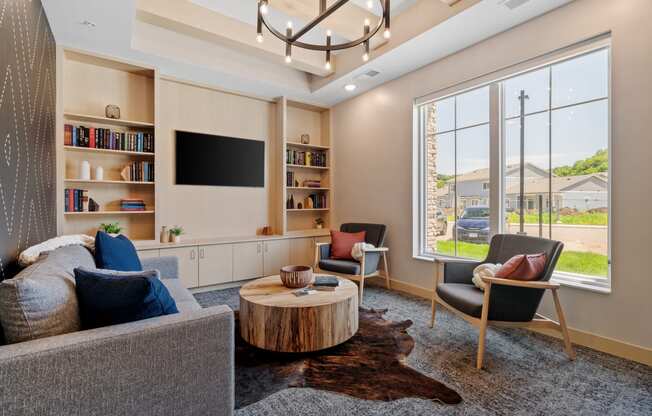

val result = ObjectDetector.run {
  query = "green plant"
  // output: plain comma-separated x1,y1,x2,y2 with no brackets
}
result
315,218,325,226
99,222,122,234
169,226,184,236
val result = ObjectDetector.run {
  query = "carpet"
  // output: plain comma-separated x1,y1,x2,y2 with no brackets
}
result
234,308,461,409
195,285,652,416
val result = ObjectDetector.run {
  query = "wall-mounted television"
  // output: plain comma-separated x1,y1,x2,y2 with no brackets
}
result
175,131,265,187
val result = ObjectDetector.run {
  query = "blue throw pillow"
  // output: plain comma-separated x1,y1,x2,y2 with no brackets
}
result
94,231,142,271
74,267,178,330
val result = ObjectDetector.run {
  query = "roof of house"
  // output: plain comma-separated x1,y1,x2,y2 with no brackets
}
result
451,162,549,183
505,173,608,195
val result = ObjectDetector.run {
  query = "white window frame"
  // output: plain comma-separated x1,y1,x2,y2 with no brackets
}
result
413,36,612,293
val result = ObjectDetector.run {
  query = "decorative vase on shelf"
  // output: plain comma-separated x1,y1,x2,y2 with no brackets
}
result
95,166,104,181
80,161,91,180
300,134,310,144
160,226,169,243
171,235,181,243
316,224,323,229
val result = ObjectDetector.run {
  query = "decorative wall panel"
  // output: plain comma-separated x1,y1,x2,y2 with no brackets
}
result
0,0,56,279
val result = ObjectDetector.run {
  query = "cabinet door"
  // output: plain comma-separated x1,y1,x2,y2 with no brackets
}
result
159,246,199,288
290,238,314,266
263,239,290,276
198,244,233,286
138,249,160,261
233,242,264,281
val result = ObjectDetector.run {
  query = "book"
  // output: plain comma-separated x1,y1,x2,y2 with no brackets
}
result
314,276,339,287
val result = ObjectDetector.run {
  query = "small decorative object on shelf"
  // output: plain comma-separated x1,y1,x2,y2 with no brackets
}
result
304,196,314,209
280,265,314,288
315,218,325,229
80,160,91,180
88,198,99,212
297,202,303,210
160,226,169,243
169,226,184,243
94,166,104,181
99,222,122,237
300,134,310,144
286,194,295,209
105,104,121,119
262,226,273,236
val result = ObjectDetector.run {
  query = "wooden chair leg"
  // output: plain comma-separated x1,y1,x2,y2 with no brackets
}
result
430,297,437,328
552,288,576,360
382,252,391,290
477,283,492,370
359,275,365,303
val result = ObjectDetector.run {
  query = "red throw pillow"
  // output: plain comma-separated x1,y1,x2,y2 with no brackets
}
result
495,253,547,281
330,230,366,260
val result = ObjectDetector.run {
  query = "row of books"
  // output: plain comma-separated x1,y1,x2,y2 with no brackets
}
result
286,149,327,167
121,161,154,182
64,124,154,153
286,193,327,209
286,173,322,188
120,199,146,211
64,189,89,212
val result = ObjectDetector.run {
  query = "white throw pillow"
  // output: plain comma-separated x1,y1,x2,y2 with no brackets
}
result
472,263,502,291
351,242,375,261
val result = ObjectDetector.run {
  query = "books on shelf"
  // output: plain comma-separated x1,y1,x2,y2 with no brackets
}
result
285,193,327,209
64,188,89,212
286,149,327,167
302,180,322,188
64,124,154,153
120,161,155,182
120,199,146,211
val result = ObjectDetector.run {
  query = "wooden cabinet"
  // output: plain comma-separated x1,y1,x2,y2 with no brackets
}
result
138,249,159,261
233,242,264,281
263,239,290,276
199,244,233,287
160,246,199,288
290,238,314,266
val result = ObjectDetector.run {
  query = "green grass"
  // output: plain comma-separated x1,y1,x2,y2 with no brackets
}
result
434,240,608,277
507,212,607,226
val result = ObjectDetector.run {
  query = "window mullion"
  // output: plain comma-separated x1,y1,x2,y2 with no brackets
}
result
489,83,502,237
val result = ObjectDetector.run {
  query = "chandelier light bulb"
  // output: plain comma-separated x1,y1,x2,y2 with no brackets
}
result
325,61,331,70
285,55,292,64
256,34,263,43
367,0,373,9
383,29,391,39
259,2,268,15
344,84,357,92
364,18,370,27
287,21,293,29
362,52,369,62
326,29,332,37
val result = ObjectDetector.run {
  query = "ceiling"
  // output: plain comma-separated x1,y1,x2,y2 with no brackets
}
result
41,0,575,106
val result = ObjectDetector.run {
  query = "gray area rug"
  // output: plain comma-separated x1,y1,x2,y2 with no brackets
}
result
195,286,652,416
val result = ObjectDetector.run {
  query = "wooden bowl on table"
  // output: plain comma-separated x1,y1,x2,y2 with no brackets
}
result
280,265,314,288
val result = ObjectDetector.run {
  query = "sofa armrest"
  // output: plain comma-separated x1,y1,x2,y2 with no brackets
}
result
142,255,179,279
0,306,235,416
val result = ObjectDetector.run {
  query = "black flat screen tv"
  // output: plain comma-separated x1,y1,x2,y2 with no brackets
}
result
175,131,265,187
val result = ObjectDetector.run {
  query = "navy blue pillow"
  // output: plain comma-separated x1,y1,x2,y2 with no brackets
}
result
74,267,178,330
94,231,142,271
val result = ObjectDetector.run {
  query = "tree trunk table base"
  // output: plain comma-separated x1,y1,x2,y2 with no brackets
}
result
239,275,359,352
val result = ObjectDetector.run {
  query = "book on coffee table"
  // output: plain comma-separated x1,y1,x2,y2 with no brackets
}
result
313,276,340,291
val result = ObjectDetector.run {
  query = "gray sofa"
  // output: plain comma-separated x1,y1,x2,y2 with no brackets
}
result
0,245,234,416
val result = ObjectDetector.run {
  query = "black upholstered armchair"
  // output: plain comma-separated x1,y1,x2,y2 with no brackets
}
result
314,223,390,302
431,234,575,369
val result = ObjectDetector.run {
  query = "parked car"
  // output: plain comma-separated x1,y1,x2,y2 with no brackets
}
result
454,205,490,243
435,208,448,236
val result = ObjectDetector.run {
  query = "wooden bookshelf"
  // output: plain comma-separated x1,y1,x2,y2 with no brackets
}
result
276,98,332,235
57,49,158,241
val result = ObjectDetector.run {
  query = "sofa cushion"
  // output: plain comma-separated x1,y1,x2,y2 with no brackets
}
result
495,253,547,281
74,267,178,329
94,231,142,272
330,230,366,260
319,259,361,275
436,283,485,319
161,277,201,313
0,245,95,344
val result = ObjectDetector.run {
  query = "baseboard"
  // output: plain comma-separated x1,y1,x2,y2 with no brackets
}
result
372,277,652,367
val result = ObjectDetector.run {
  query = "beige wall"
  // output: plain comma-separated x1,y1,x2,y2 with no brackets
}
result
332,0,652,350
157,78,276,238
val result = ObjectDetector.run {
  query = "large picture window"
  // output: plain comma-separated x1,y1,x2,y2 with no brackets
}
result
415,46,611,290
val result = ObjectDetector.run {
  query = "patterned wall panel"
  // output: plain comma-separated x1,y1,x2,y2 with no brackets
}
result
0,0,56,279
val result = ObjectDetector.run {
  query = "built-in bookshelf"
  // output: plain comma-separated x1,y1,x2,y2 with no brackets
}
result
275,98,332,235
57,49,158,240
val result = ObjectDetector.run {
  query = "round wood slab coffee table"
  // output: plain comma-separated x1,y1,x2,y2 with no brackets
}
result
239,275,359,353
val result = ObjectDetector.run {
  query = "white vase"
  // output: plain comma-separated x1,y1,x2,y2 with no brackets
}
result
171,235,181,243
95,166,104,181
80,161,91,180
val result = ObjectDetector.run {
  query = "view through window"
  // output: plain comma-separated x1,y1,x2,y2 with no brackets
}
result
417,47,610,285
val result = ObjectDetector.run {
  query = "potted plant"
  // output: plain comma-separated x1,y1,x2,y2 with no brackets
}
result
169,226,184,243
99,222,122,237
314,218,325,229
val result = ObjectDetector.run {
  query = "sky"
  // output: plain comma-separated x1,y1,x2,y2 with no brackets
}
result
432,48,609,176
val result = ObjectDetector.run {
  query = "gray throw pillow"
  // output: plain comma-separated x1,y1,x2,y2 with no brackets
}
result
0,245,95,344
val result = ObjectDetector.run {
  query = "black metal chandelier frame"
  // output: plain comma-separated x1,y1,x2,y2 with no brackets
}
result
257,0,390,64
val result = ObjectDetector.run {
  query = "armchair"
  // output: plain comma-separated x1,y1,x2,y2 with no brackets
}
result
431,234,575,369
314,223,390,302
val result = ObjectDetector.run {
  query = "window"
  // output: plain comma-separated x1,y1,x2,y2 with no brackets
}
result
415,45,611,290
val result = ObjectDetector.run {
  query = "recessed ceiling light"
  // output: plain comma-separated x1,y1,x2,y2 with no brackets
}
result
80,20,97,28
344,84,357,92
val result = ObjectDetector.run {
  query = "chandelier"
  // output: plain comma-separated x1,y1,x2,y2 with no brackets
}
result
256,0,391,68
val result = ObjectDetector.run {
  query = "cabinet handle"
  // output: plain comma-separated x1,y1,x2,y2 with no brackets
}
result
199,248,205,259
190,250,195,260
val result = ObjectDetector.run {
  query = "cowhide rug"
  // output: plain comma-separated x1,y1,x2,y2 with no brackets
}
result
235,308,462,409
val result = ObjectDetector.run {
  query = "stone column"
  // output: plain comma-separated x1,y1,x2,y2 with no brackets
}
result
425,104,438,253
